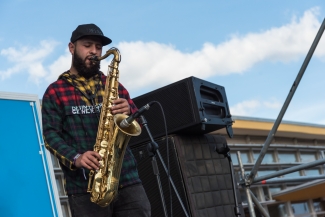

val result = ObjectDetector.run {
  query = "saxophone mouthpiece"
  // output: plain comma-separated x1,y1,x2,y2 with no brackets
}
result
89,55,98,60
89,55,99,65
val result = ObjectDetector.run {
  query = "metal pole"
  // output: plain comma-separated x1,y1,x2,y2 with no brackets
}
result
246,18,325,185
237,151,256,217
253,175,325,185
249,190,270,217
227,143,325,150
152,156,169,217
156,150,190,217
250,158,325,184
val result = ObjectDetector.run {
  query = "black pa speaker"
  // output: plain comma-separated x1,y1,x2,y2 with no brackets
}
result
131,134,244,217
129,76,233,147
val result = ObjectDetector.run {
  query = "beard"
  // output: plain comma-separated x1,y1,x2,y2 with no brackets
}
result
73,50,100,79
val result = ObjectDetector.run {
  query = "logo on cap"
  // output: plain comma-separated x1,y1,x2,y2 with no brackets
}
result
86,28,103,35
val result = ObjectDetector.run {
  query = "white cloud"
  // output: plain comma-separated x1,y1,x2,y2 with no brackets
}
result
285,102,325,124
46,49,71,83
230,99,262,116
115,7,325,92
263,100,283,109
0,40,59,84
230,98,282,117
1,8,324,92
230,98,325,125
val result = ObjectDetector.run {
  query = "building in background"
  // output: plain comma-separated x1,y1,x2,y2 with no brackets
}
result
50,116,325,217
215,116,325,217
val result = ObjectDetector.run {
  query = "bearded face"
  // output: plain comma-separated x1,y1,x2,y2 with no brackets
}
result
73,49,100,79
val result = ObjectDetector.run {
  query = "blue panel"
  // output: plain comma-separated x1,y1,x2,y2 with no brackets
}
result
0,99,55,217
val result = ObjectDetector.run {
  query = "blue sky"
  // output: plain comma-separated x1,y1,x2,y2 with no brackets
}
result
1,0,325,124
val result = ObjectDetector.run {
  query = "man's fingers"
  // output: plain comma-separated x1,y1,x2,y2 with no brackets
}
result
113,98,125,104
112,108,127,114
112,103,127,110
88,151,102,160
81,158,99,170
83,159,100,170
81,152,101,170
111,98,130,115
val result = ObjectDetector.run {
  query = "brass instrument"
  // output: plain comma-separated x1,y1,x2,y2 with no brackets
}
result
87,48,141,207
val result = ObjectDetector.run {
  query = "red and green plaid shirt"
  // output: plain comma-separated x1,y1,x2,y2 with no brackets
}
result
42,71,141,194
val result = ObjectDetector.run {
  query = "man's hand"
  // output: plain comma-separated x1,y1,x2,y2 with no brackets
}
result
75,151,102,170
111,98,130,115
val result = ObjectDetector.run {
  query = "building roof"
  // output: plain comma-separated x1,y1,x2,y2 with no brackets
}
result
216,115,325,140
272,179,325,202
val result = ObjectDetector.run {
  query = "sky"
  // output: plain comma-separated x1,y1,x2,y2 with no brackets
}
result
1,0,325,125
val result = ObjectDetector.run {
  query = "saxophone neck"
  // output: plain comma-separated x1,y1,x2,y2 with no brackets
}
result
90,47,121,64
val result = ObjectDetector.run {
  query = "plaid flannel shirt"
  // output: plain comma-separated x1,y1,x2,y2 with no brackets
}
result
42,71,141,194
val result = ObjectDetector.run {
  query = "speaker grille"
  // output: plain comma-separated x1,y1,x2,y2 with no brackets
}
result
134,78,197,129
131,134,244,217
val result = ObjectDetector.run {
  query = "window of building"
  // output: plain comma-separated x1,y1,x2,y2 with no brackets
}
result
269,186,282,195
278,151,297,163
231,151,250,165
239,188,248,204
239,188,259,204
253,151,275,164
230,152,238,165
300,152,317,163
291,201,310,215
268,203,288,217
304,168,320,176
313,198,325,212
282,171,301,178
262,187,271,201
258,170,278,178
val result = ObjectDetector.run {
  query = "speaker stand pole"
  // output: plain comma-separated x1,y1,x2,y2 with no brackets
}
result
215,143,241,217
140,116,190,217
140,116,168,217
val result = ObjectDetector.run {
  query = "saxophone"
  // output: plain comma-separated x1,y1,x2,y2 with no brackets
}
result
87,47,142,207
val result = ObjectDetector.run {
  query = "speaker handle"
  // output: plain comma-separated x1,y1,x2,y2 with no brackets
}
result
226,123,234,138
201,98,225,107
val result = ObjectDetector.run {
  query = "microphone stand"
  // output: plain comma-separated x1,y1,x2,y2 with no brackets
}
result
140,115,190,217
140,115,168,217
215,143,241,217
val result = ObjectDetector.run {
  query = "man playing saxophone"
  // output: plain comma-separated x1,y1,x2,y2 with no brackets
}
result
42,23,151,217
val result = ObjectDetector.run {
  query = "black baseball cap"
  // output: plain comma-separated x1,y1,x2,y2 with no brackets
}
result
70,24,112,46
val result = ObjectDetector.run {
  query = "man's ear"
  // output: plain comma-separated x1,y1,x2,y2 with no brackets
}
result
68,42,75,55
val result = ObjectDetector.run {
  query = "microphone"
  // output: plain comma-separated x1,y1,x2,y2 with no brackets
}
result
120,102,154,128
